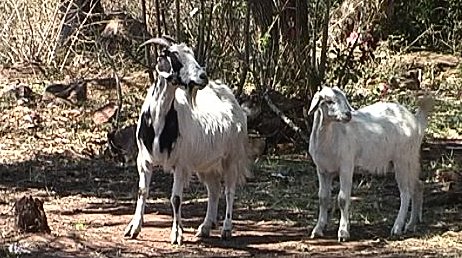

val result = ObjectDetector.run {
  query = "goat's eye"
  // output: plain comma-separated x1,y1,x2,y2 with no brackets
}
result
325,99,334,105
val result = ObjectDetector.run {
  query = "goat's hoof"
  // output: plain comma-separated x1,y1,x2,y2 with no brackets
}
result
310,226,324,239
170,227,184,245
337,229,350,242
390,225,404,236
124,220,142,239
196,223,211,238
221,229,232,240
170,231,183,245
404,222,417,233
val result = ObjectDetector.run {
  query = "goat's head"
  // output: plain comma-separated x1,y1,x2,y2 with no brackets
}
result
140,36,208,105
308,86,354,123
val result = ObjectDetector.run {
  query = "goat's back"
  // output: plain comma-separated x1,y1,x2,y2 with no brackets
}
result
311,102,425,174
343,102,422,173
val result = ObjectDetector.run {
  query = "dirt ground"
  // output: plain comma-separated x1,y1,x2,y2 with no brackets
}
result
1,148,461,257
1,63,462,257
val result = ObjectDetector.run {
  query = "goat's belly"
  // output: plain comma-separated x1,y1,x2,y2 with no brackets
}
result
193,158,223,172
355,158,392,175
312,155,340,173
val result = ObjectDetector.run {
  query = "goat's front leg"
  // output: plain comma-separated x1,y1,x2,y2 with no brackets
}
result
311,169,333,238
337,164,354,242
170,169,189,245
124,157,152,239
196,172,221,238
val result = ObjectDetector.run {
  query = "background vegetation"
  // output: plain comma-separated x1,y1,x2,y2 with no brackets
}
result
0,0,461,257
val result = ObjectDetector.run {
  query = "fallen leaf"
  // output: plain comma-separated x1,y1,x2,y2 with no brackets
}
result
92,102,118,125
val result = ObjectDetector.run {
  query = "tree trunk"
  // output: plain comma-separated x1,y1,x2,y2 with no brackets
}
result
249,0,279,90
175,0,181,41
141,0,154,84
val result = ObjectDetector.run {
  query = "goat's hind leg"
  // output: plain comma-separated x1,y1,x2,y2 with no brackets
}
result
221,165,239,240
311,169,334,238
391,161,412,236
405,179,423,233
124,155,153,239
196,172,221,238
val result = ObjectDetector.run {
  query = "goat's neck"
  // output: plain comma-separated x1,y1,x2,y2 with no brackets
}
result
151,77,177,124
310,110,335,148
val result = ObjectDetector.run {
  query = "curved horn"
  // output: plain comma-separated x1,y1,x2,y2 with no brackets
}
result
161,35,178,44
139,37,172,49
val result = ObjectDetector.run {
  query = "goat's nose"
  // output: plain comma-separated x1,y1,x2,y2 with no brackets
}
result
199,71,207,80
345,111,352,121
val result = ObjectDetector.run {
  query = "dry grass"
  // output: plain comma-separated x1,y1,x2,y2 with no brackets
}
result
0,0,62,65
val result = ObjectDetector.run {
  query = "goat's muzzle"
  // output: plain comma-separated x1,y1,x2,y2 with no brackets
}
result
341,111,352,122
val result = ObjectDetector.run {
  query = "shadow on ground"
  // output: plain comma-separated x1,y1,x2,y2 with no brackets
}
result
0,140,461,257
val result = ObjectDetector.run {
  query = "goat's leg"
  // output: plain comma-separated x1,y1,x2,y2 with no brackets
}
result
391,163,412,236
405,179,423,233
196,172,221,238
221,168,238,240
311,169,333,238
337,164,354,242
124,156,152,239
170,169,189,245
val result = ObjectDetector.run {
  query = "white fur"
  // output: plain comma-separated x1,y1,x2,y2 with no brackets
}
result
124,42,250,244
308,86,432,241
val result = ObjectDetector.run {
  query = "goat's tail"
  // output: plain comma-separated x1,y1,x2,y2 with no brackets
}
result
415,94,434,129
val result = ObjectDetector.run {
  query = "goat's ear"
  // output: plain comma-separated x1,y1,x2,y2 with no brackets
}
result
156,56,173,78
308,92,322,115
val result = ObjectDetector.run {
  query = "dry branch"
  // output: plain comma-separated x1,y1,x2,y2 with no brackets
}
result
263,91,309,144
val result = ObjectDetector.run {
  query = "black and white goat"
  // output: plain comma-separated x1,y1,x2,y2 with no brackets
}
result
123,37,250,244
308,86,433,241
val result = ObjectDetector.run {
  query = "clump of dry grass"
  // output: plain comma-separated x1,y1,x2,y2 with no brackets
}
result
0,0,62,65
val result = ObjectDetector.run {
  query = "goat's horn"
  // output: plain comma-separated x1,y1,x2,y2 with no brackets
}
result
161,35,178,44
139,37,172,49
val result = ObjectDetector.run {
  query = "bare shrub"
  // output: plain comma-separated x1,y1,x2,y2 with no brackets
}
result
0,0,62,65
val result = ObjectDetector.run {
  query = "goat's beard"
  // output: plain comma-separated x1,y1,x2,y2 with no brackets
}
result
187,85,200,108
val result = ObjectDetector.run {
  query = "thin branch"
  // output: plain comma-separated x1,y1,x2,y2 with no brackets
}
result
337,34,360,88
236,0,250,96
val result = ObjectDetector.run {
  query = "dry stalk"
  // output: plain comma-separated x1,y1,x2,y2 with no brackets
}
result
58,1,102,71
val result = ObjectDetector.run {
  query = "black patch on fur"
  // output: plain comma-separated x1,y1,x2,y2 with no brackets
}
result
168,52,183,72
138,110,155,153
159,102,179,156
172,195,181,214
226,213,231,219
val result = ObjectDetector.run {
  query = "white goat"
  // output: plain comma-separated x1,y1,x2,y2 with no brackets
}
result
124,37,250,244
308,86,433,241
